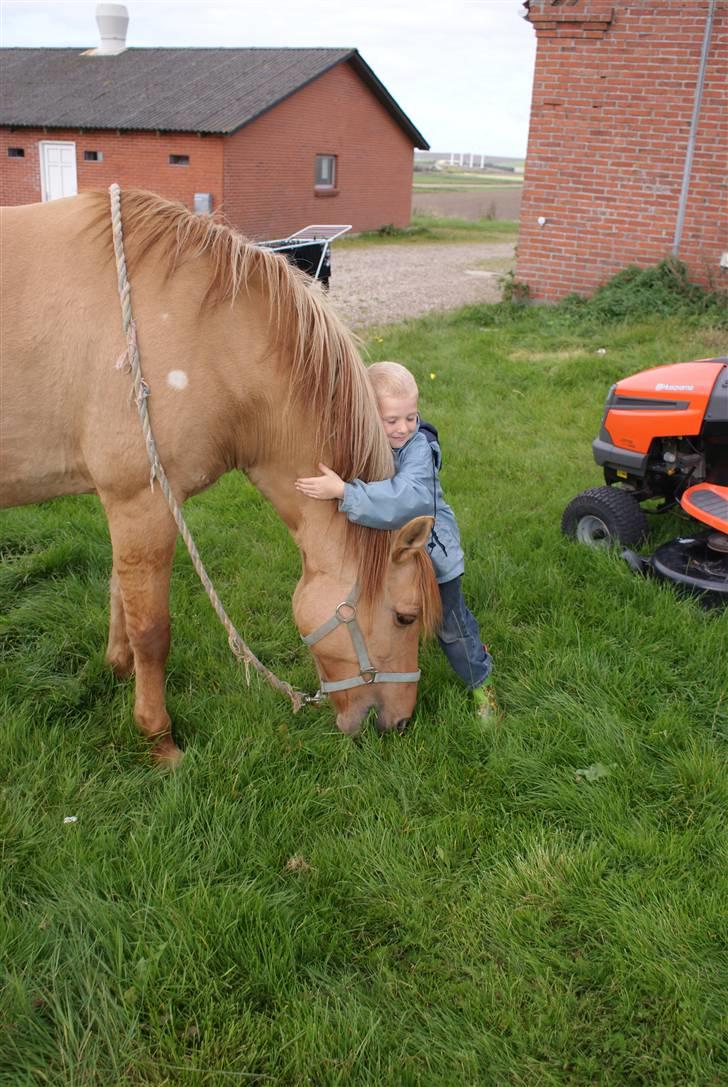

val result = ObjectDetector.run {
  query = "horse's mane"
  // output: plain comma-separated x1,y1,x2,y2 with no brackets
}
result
88,188,437,621
413,549,442,637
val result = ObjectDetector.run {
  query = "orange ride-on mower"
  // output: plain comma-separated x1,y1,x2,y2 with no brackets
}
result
562,356,728,607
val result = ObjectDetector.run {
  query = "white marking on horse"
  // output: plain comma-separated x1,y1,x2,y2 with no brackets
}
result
167,370,188,390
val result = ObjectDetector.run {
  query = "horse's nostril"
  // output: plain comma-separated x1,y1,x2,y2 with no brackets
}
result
395,718,410,734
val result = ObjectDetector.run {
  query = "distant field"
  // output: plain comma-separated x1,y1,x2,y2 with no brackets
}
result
411,164,524,222
413,180,523,191
412,186,523,222
413,171,523,190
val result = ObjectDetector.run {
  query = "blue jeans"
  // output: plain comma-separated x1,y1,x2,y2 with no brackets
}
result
437,576,493,689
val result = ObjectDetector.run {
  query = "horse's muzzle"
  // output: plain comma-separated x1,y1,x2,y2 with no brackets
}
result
335,703,412,737
333,677,418,736
376,715,410,734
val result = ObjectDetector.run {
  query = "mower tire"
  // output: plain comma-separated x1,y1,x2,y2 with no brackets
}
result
562,486,648,548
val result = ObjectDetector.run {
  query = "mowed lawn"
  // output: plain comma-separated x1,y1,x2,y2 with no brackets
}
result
2,279,727,1085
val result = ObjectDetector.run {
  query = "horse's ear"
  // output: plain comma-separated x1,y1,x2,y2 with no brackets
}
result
391,517,434,564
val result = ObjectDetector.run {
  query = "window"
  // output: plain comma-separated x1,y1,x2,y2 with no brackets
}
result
83,150,103,162
315,154,336,188
7,147,24,158
169,154,190,166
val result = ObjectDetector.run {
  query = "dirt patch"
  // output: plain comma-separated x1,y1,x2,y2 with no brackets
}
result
412,186,523,221
328,241,516,329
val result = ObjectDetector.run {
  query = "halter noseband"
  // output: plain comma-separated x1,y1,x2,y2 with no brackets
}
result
301,586,421,700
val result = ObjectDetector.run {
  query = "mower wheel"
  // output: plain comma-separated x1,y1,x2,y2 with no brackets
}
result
562,486,648,548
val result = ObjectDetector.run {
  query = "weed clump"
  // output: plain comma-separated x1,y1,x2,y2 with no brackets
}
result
486,259,727,333
500,270,531,305
563,259,728,324
373,223,433,240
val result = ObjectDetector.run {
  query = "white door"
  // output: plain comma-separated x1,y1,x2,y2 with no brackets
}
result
39,141,78,201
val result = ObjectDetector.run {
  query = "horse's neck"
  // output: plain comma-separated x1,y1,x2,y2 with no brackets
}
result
246,460,355,580
231,359,355,579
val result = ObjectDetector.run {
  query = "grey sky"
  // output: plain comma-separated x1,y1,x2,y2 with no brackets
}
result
0,0,536,155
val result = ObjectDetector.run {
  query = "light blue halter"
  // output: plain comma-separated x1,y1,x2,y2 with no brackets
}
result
301,586,421,698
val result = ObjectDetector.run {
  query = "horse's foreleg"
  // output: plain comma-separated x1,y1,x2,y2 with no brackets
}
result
106,568,133,677
104,494,181,767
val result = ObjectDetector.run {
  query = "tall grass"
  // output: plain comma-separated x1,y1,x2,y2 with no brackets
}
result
1,281,726,1084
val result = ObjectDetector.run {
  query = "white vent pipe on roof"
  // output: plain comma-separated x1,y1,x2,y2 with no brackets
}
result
95,3,129,54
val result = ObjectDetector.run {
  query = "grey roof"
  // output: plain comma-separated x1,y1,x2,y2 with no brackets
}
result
0,47,429,147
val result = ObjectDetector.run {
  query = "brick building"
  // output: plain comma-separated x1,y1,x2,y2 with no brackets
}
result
516,0,727,300
1,40,427,239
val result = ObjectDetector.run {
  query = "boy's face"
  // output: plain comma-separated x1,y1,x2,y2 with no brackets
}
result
378,393,419,449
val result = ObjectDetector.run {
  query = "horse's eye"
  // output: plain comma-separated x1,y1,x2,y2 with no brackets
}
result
395,612,417,626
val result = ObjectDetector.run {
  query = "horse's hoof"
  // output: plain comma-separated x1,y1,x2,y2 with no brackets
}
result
150,735,184,769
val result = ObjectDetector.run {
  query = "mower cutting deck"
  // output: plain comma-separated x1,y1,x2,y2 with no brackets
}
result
562,357,728,606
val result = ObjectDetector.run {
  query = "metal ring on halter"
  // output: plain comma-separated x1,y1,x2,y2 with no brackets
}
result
301,690,326,706
360,667,377,685
335,601,357,623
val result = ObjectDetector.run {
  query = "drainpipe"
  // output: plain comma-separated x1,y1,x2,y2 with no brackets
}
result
672,0,717,257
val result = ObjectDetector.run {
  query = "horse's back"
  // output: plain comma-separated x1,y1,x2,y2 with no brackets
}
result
1,192,261,511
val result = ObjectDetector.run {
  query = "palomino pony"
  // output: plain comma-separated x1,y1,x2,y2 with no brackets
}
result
0,189,440,765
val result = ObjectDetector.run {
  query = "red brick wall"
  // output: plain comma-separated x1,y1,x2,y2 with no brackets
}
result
222,59,415,239
0,127,224,208
1,59,415,238
516,0,728,300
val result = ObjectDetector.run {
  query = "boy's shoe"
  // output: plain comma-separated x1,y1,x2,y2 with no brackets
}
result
473,679,498,720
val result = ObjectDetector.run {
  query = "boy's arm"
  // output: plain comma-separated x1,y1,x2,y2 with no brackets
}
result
339,436,434,530
294,464,345,500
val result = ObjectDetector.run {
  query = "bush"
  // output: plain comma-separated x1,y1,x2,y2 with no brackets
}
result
375,223,432,239
493,259,727,331
563,259,728,324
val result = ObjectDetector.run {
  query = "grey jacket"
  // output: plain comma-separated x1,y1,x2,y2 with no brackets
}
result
339,422,465,584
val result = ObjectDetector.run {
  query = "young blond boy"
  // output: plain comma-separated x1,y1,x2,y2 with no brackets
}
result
295,361,496,718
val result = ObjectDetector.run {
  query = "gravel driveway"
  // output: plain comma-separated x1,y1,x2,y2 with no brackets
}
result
327,241,515,329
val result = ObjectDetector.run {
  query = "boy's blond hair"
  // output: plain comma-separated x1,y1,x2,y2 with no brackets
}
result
367,361,419,402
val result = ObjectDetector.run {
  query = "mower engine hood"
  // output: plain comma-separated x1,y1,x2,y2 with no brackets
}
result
599,358,727,455
594,357,728,472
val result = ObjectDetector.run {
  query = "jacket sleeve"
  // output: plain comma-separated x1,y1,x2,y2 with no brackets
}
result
338,435,435,529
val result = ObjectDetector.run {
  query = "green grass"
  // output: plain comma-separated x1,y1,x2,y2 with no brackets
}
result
412,177,523,190
2,289,727,1084
338,213,519,248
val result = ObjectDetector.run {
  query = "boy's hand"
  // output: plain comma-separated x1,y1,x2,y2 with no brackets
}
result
294,463,345,501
